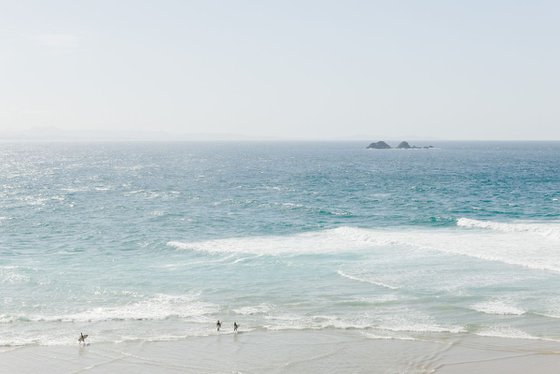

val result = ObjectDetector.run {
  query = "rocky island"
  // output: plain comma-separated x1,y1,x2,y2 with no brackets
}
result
366,141,392,149
367,141,434,149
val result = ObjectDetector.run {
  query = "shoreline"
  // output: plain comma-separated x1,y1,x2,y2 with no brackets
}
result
2,330,560,373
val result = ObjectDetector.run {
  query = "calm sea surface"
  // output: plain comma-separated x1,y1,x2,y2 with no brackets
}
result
1,141,559,345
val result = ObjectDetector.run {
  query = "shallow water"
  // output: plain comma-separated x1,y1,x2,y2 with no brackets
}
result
1,141,559,346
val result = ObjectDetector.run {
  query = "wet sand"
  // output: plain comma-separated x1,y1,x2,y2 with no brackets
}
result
2,330,560,373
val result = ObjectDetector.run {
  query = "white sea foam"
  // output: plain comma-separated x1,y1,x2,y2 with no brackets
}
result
169,221,560,272
0,322,217,346
233,304,273,316
262,313,311,331
353,295,399,303
0,266,31,284
372,308,468,335
3,294,217,323
0,333,71,347
378,323,465,334
362,332,422,341
67,294,217,322
168,227,407,255
262,314,371,331
337,270,399,290
470,300,525,316
457,217,560,241
259,311,465,335
475,326,558,342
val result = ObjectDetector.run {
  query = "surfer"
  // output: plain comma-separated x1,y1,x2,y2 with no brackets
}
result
216,320,222,331
233,322,239,332
78,332,88,345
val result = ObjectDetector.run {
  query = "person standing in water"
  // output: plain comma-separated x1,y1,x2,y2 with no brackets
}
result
233,322,239,332
216,320,222,331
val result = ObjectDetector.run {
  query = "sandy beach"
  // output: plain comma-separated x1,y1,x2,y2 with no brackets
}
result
2,330,560,373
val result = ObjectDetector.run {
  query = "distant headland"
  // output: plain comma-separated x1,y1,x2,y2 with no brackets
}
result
367,141,434,149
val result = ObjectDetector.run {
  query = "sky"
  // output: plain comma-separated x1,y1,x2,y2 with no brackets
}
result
0,0,559,141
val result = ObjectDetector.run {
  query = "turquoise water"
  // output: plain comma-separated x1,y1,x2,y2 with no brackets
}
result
1,141,559,345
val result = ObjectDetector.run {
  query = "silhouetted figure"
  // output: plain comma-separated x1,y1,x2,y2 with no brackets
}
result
233,322,239,332
216,320,222,331
78,332,88,344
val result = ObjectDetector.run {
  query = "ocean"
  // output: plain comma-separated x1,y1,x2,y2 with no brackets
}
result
1,141,559,346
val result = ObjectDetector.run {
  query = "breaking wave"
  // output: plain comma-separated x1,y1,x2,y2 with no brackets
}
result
470,300,526,316
0,294,217,324
457,218,560,241
169,220,560,272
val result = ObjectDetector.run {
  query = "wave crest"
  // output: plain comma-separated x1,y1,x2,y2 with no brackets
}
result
337,270,399,290
169,221,560,272
470,300,525,316
0,294,217,324
457,218,560,240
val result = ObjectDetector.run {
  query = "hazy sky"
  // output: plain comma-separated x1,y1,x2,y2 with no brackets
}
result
1,1,559,140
